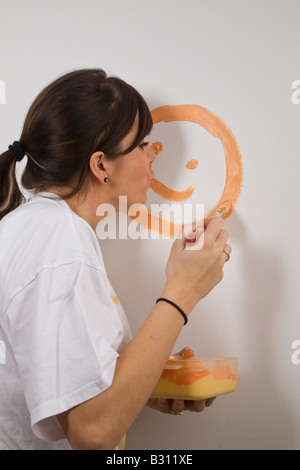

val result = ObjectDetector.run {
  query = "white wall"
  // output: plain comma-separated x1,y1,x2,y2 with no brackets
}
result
1,0,299,450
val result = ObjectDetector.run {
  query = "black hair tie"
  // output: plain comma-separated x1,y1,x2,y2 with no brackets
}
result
8,141,25,162
156,297,188,325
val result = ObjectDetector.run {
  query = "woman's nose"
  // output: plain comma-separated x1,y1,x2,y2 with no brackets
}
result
147,146,156,164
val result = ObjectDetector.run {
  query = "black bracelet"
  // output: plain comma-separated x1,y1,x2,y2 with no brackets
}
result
156,298,188,325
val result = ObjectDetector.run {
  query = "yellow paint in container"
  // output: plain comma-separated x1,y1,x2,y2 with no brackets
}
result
151,356,238,401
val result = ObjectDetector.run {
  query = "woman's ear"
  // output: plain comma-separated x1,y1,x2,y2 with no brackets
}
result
89,151,109,184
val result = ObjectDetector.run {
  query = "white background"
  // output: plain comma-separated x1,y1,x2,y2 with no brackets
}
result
1,0,300,450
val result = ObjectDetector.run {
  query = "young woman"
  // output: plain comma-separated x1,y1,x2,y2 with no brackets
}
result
0,69,231,450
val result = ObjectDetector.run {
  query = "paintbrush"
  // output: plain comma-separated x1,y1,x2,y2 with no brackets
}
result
209,201,232,219
185,201,232,244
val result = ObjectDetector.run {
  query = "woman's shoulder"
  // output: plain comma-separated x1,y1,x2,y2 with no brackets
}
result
0,193,105,277
0,194,107,311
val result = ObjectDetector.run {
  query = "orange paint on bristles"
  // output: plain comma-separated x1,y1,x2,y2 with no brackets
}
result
209,201,233,219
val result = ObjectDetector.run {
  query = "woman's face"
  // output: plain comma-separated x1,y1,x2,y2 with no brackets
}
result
108,115,156,208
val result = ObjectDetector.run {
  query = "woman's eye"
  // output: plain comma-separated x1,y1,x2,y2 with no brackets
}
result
139,141,149,150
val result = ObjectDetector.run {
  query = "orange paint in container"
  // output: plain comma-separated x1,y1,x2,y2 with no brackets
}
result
151,356,238,400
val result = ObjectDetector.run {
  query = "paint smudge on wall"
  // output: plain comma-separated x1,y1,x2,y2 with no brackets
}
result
0,80,6,105
151,141,163,154
186,159,198,170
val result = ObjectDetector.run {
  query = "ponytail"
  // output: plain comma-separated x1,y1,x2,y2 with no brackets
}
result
0,149,25,221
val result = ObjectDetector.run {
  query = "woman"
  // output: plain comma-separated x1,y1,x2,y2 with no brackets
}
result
0,69,231,450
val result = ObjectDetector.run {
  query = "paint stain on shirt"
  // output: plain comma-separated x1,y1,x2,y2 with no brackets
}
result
111,294,119,305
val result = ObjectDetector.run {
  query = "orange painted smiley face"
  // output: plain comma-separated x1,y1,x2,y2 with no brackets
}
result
129,104,243,237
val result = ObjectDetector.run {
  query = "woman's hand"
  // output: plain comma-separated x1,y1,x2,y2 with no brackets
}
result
147,347,216,415
162,217,231,315
147,396,216,415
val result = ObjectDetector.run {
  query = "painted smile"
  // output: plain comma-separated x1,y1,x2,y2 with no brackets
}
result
150,142,195,202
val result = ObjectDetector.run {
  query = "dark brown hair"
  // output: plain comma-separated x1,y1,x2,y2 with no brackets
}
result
0,68,153,220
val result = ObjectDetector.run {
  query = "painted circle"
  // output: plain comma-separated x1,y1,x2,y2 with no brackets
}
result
129,104,243,237
151,104,243,220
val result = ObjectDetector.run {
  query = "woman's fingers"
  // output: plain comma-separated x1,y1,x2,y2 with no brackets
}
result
203,217,224,242
148,396,217,414
185,400,206,413
169,398,216,413
221,243,232,264
171,399,185,414
205,397,216,407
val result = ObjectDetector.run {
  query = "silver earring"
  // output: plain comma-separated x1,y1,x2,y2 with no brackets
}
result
104,177,108,183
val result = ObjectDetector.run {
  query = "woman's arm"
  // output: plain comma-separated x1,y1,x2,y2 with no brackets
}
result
57,300,186,449
57,217,230,449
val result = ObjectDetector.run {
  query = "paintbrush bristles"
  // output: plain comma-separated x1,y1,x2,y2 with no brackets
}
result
211,201,232,218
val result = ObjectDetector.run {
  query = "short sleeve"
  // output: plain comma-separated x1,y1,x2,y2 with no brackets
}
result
3,259,127,442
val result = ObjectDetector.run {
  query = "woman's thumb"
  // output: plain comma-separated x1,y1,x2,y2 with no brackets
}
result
173,346,195,358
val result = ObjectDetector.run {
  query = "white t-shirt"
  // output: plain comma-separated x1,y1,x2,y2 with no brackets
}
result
0,191,132,450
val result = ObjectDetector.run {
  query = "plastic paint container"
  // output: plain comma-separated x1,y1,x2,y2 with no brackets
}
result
151,356,238,400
